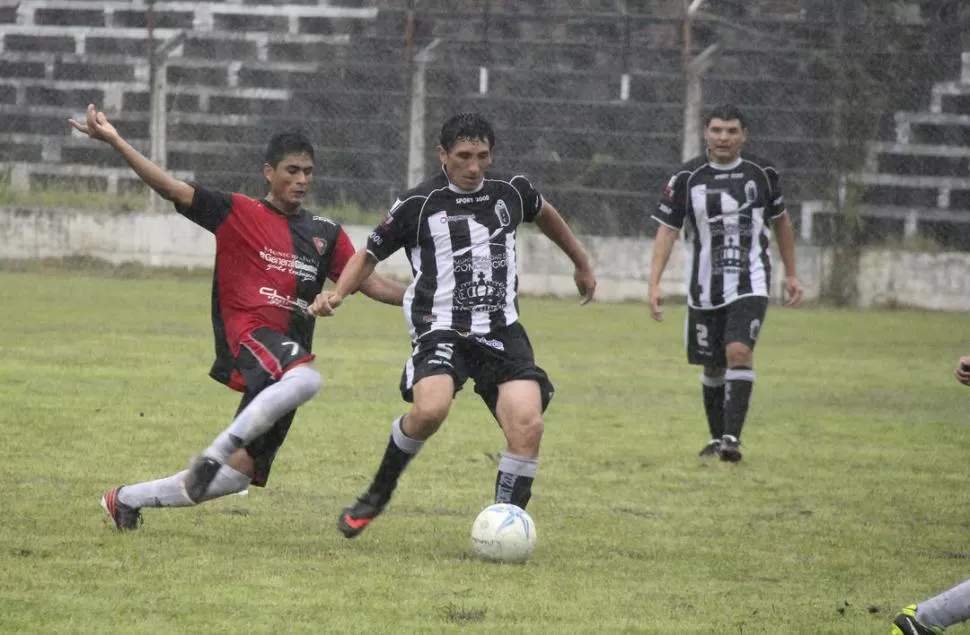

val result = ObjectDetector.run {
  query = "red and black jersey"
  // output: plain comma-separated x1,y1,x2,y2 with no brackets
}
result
175,186,355,391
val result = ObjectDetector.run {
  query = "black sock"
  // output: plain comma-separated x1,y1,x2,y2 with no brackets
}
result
495,452,538,509
723,367,755,440
367,416,423,505
701,375,725,440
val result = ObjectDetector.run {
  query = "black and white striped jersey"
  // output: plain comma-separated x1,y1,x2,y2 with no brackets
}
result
652,153,787,309
367,167,543,340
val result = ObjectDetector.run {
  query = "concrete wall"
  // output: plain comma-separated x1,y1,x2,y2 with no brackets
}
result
2,206,969,311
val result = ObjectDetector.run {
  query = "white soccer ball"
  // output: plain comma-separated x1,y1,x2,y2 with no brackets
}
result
470,503,537,564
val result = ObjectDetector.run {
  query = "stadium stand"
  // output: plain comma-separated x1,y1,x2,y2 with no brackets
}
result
0,0,966,238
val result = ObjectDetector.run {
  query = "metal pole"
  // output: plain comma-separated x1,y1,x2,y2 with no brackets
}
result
620,5,630,101
148,29,186,212
147,0,159,212
407,39,442,188
479,0,490,95
681,0,716,162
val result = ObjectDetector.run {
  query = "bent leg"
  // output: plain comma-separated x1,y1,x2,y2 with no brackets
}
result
338,374,456,539
118,447,254,509
494,379,544,509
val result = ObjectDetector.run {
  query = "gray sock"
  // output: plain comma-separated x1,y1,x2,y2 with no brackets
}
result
917,576,970,629
204,365,321,463
118,466,251,508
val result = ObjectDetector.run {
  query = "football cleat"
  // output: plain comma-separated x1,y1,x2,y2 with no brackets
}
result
698,439,721,457
337,492,385,539
718,434,743,462
892,605,944,634
101,486,142,531
182,456,223,504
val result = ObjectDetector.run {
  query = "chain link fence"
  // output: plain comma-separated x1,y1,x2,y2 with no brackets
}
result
1,0,968,246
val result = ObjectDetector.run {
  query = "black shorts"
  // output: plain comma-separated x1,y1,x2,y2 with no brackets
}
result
685,296,768,367
399,322,555,419
229,327,315,393
232,328,314,487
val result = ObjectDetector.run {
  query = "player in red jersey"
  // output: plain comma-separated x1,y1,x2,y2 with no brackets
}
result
69,104,406,530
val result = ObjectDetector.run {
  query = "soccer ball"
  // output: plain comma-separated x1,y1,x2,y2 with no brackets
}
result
470,503,537,564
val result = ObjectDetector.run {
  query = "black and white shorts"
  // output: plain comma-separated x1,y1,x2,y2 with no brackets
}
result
399,322,555,418
685,296,768,367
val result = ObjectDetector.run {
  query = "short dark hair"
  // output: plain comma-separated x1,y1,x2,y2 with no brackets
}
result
705,104,747,129
439,113,496,152
264,130,314,167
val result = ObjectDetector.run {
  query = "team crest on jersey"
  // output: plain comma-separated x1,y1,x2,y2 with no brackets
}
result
744,180,758,204
313,237,328,255
494,199,510,227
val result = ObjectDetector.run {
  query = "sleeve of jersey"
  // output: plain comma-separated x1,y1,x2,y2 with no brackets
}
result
653,172,687,230
326,228,356,282
510,175,543,223
173,186,233,233
765,167,787,220
366,198,413,261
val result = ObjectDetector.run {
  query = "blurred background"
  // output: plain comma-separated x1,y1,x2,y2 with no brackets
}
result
0,0,968,247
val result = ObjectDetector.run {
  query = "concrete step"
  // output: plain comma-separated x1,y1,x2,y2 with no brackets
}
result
11,1,377,34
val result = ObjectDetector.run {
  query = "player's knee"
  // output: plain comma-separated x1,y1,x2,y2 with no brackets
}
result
408,401,450,436
725,343,752,367
506,413,544,451
523,415,544,445
283,365,322,402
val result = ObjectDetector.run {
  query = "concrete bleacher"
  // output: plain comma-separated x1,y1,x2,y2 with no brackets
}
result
829,50,970,244
0,0,965,236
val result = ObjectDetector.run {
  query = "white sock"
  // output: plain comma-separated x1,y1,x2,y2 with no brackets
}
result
204,365,321,463
118,465,251,508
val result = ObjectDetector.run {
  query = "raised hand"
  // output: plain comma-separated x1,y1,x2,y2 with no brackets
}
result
68,104,119,143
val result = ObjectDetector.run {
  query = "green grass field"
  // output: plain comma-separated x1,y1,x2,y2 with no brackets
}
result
1,268,968,634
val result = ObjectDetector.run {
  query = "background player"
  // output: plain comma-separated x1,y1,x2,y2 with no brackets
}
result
648,104,803,462
310,112,596,538
68,104,405,530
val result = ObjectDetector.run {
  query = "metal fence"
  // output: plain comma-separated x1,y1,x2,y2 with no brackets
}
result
3,0,969,246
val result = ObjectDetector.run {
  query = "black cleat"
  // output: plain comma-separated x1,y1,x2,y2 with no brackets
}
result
101,486,142,531
182,456,222,503
337,492,385,539
698,439,721,457
718,435,743,462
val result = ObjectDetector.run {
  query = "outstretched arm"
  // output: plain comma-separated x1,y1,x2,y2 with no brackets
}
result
309,250,378,317
533,200,596,304
359,271,407,306
68,104,194,207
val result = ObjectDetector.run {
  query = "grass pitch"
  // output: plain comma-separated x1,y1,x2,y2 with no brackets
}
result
1,269,968,634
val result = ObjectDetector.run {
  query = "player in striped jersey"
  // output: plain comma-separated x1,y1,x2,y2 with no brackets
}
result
648,105,803,462
310,113,596,538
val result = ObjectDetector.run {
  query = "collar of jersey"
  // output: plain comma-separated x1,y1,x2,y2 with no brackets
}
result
260,198,299,217
441,165,485,194
705,152,743,171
